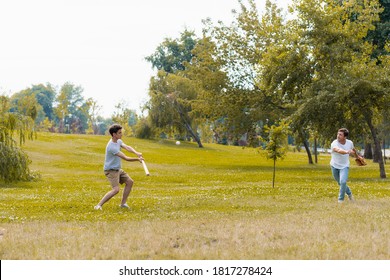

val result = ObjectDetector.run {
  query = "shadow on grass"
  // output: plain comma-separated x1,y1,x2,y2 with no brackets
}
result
214,164,329,172
349,177,390,183
0,181,35,189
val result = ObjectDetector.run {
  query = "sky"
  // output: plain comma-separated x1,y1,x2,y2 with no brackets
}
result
0,0,291,118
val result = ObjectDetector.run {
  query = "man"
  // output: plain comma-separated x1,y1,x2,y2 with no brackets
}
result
330,128,355,203
94,124,144,210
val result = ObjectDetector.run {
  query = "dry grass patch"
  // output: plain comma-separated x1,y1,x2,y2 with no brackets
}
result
1,199,389,260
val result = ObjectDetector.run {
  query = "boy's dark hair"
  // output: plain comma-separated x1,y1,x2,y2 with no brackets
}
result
109,124,122,136
338,128,349,138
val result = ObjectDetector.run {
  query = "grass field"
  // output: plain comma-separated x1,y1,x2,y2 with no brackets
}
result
1,132,390,259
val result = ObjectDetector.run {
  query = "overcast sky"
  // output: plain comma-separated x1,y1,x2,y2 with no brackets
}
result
0,0,291,117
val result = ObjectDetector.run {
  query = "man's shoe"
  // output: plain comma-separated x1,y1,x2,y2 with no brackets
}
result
338,200,344,204
348,194,355,202
119,204,130,209
94,205,102,210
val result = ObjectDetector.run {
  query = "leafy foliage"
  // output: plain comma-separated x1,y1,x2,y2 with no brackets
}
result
111,101,138,137
146,30,204,147
145,29,197,73
202,0,279,143
366,0,390,58
0,143,35,182
0,95,38,182
260,121,291,188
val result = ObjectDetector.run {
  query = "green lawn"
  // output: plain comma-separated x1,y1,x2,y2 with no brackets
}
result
1,132,389,259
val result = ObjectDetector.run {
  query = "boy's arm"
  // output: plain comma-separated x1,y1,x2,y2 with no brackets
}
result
116,151,143,162
120,143,143,158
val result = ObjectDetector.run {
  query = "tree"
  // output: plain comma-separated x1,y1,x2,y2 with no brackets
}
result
202,0,267,141
31,84,57,121
202,0,297,146
111,101,138,137
146,30,204,147
10,93,39,122
134,117,153,139
146,29,197,73
0,95,37,182
190,35,262,145
185,36,232,143
254,0,315,162
366,0,390,160
253,0,388,177
289,0,388,178
85,97,102,135
148,70,204,147
366,0,390,58
260,121,290,188
54,82,88,134
10,84,56,126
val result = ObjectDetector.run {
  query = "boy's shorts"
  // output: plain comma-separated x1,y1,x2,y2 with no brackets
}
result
104,169,132,187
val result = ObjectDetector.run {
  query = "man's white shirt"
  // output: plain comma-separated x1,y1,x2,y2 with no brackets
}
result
330,139,354,169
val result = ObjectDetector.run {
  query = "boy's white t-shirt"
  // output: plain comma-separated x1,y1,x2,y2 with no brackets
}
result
330,139,354,169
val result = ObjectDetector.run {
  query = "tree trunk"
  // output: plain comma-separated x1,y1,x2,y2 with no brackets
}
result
303,138,313,164
383,139,386,165
184,122,203,148
364,142,373,159
213,129,220,143
272,158,276,188
314,137,318,164
299,129,313,164
366,117,386,178
174,101,203,148
373,146,380,163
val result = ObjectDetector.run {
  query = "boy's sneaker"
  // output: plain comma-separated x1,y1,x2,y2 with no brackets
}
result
94,205,102,210
338,200,344,204
119,204,130,209
348,194,355,202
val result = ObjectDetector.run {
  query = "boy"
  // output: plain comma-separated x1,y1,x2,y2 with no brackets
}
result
94,124,143,210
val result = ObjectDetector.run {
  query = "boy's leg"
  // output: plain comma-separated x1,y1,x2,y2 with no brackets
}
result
97,170,120,207
98,186,120,206
119,170,133,206
121,179,133,205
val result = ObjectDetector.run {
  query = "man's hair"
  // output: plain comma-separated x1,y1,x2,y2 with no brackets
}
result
109,124,122,136
338,128,349,138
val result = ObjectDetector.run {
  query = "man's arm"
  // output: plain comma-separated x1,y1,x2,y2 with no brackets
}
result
332,146,355,155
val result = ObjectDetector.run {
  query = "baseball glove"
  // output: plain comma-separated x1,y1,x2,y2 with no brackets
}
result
353,148,367,166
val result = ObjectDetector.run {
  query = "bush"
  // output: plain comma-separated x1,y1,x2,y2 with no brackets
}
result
134,118,153,139
1,95,40,183
0,142,39,182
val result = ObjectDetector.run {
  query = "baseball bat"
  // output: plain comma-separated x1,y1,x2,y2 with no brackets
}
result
141,160,150,176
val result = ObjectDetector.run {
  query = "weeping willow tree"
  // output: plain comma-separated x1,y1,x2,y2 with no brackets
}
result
0,95,38,182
